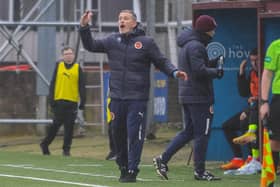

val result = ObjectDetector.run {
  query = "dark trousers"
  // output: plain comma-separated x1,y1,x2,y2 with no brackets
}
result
248,101,259,150
161,103,213,175
110,99,147,172
222,111,249,158
41,100,77,152
108,122,116,154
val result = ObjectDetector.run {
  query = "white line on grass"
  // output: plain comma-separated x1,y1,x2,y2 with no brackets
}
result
1,164,117,179
1,164,180,182
68,164,103,167
0,173,110,187
140,164,153,167
68,164,152,168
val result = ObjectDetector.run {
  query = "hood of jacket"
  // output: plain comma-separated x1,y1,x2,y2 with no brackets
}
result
177,27,212,48
133,22,145,36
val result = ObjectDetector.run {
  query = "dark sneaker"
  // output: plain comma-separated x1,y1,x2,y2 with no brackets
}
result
119,170,137,183
63,150,70,156
118,167,127,182
105,152,117,160
40,143,50,155
108,155,117,161
146,133,156,140
153,156,168,180
194,171,221,181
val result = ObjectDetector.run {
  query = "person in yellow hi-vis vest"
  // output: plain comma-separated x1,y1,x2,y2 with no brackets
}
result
40,46,86,156
105,96,117,160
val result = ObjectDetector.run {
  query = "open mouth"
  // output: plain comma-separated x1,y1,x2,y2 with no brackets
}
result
120,25,125,28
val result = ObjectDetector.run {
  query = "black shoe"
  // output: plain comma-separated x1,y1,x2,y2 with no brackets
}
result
146,133,156,140
40,143,50,155
63,150,70,156
194,171,221,181
153,156,168,180
119,170,137,183
118,167,127,182
105,152,116,160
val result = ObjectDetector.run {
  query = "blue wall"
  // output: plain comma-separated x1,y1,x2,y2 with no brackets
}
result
263,18,280,52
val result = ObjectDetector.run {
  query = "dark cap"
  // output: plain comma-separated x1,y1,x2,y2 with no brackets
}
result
195,15,217,32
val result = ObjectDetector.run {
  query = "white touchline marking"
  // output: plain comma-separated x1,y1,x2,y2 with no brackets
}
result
0,173,110,187
0,164,117,179
0,164,148,181
68,164,103,167
0,164,178,182
139,164,153,167
7,164,34,167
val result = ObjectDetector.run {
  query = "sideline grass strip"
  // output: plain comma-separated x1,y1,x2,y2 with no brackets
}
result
0,173,110,187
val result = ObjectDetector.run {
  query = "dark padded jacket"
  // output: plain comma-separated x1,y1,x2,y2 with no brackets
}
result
177,28,220,104
79,24,177,100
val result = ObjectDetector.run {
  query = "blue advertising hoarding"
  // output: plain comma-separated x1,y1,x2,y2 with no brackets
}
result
154,72,168,122
263,18,280,52
103,72,110,122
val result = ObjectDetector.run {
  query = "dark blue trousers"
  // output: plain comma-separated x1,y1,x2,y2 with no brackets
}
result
161,103,213,174
110,99,147,173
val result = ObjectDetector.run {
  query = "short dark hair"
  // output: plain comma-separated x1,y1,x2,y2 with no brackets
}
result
249,48,258,56
120,9,137,21
61,46,74,54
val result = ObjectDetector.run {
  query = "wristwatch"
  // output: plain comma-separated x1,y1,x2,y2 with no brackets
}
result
260,99,269,105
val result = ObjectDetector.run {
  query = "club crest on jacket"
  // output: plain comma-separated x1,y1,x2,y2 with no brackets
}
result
134,41,143,49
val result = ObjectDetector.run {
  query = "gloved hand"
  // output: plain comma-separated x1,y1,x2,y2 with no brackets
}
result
209,55,222,64
217,69,224,79
214,55,223,63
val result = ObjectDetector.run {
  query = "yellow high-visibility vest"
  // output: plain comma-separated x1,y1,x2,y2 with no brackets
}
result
54,62,79,102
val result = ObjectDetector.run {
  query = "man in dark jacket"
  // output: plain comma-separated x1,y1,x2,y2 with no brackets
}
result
153,15,223,181
79,9,187,183
40,46,86,157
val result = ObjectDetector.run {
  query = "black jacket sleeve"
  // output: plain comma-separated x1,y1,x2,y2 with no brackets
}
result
79,25,107,53
49,63,59,107
78,66,86,110
237,72,250,97
147,38,177,77
50,62,86,109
